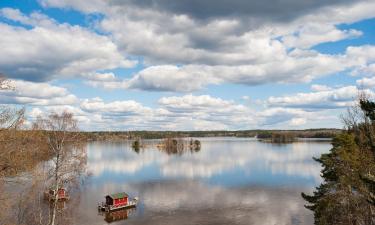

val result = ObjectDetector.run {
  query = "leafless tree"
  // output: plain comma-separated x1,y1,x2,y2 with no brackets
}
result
0,76,24,130
33,112,86,225
0,77,86,225
0,76,27,223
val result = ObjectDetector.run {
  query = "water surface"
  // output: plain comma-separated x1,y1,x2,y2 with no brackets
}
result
75,137,330,225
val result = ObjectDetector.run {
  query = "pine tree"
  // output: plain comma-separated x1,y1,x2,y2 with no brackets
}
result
302,97,375,225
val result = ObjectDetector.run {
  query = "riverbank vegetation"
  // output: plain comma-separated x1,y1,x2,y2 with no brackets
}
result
157,138,201,155
257,131,297,143
302,95,375,224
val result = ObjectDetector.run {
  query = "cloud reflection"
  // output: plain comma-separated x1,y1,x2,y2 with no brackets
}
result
87,138,329,185
137,181,313,225
77,180,313,225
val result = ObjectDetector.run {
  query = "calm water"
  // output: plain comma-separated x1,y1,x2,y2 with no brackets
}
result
75,137,330,225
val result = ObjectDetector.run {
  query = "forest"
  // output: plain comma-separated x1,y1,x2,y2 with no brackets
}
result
81,128,340,141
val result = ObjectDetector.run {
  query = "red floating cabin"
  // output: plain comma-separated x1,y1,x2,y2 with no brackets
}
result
106,192,128,208
98,192,138,212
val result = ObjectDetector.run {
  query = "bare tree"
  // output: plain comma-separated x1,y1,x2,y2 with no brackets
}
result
0,76,24,130
34,112,86,225
0,76,27,223
1,76,86,225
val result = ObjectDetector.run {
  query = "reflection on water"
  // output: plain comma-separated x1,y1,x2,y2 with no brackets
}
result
98,208,136,223
76,137,330,225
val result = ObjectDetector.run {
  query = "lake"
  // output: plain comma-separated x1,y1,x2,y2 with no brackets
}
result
75,137,331,225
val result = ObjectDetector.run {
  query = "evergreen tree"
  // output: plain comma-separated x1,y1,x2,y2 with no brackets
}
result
303,97,375,225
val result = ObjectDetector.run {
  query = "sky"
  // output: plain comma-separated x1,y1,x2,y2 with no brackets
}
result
0,0,375,131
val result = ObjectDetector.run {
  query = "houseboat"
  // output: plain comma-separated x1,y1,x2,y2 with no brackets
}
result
44,187,70,201
98,192,138,212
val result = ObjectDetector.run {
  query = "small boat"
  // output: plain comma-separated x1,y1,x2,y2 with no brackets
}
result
44,187,70,201
98,192,138,212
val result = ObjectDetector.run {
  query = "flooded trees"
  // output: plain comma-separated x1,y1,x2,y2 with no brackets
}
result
303,96,375,225
157,138,201,155
34,112,85,225
1,77,86,225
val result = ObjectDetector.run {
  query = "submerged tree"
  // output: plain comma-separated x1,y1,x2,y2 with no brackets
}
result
303,95,375,225
34,112,86,225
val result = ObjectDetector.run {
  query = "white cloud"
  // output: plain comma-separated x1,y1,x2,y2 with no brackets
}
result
310,84,333,92
61,94,334,130
80,97,152,115
2,1,375,130
283,25,362,49
289,118,307,126
158,94,246,112
126,65,220,92
37,0,375,92
0,80,77,106
267,85,368,109
83,44,375,92
13,89,343,130
0,8,136,82
125,52,352,92
357,77,375,89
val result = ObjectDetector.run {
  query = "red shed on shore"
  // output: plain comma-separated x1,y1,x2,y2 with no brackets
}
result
106,192,128,207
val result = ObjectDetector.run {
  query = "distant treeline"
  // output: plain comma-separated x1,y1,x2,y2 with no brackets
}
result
80,129,342,141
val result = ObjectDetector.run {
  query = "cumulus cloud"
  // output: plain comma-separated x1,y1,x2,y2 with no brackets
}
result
0,80,77,106
15,89,340,130
84,44,375,92
37,0,375,93
76,95,255,130
40,0,365,22
357,77,375,89
2,0,375,93
74,94,336,130
158,94,247,112
267,85,375,109
0,8,136,82
3,0,375,130
126,66,220,92
310,84,333,92
80,97,152,115
282,26,362,49
125,52,352,92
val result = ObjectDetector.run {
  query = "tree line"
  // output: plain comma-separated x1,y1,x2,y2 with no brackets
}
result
81,129,341,141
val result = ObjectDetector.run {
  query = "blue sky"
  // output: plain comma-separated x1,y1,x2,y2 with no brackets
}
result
0,0,375,131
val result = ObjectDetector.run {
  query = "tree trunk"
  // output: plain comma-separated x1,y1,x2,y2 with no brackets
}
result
50,153,60,225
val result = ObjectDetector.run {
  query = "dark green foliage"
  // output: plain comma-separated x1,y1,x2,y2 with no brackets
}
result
303,98,375,225
256,131,272,139
271,132,296,143
302,133,374,224
132,140,140,153
360,99,375,122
